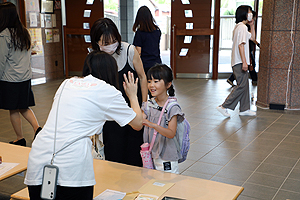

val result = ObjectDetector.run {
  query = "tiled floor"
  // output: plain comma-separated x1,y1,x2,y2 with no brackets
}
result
1,78,300,200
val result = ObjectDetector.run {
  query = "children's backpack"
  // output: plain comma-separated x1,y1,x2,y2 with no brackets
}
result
166,99,191,163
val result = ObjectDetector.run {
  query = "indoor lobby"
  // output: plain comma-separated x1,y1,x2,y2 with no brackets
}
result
1,78,300,200
1,0,300,199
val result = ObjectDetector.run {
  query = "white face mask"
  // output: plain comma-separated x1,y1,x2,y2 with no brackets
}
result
99,42,118,55
247,13,253,22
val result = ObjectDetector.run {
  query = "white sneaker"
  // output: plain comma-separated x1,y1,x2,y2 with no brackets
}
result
216,106,231,117
239,110,256,116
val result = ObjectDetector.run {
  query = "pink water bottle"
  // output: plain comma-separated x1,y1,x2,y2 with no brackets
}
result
140,143,154,169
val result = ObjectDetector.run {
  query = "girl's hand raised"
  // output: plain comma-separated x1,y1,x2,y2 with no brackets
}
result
124,72,143,130
123,72,138,100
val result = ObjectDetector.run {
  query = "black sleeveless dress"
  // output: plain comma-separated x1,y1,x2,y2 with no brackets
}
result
103,44,143,167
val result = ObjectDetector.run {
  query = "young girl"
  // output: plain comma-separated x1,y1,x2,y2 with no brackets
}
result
142,64,184,174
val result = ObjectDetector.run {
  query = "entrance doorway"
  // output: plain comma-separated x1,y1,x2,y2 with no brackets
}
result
218,0,263,75
136,0,171,66
103,0,171,66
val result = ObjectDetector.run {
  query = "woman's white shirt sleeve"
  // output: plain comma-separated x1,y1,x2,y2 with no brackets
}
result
237,25,250,45
105,92,136,127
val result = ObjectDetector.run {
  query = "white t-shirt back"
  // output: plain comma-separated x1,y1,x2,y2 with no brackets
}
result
231,22,251,67
24,75,136,187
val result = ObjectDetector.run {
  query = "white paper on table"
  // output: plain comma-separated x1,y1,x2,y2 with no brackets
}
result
0,162,19,177
93,189,126,200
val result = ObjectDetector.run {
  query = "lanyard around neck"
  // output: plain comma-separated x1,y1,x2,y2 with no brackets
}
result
49,80,85,165
50,80,67,165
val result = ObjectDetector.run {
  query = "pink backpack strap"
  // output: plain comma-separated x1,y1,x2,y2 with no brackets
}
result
149,98,170,152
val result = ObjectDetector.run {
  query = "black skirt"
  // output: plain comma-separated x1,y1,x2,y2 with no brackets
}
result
0,79,35,110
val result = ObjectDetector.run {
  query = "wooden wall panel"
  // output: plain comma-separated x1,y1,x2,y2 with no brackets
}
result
64,0,103,76
65,0,103,29
66,35,90,72
171,0,213,77
176,36,210,73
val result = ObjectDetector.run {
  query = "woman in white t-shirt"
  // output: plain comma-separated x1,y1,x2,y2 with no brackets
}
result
24,51,143,200
90,18,147,167
217,5,256,118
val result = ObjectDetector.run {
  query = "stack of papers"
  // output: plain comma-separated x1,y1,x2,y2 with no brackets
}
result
93,179,175,200
93,189,126,200
0,162,19,177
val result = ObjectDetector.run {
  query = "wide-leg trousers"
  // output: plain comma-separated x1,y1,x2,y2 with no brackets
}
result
222,63,250,112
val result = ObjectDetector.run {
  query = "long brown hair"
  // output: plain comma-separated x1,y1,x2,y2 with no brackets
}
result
0,2,31,51
132,6,159,32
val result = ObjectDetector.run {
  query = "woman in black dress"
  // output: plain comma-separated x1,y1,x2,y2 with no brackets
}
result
90,18,147,166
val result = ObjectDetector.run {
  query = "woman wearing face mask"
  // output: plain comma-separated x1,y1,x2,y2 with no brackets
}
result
227,10,259,87
90,18,147,167
217,5,256,117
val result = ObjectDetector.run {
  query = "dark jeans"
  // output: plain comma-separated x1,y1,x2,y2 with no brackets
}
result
27,185,93,200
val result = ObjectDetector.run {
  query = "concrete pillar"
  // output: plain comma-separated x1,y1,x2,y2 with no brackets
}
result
119,0,138,43
257,0,300,109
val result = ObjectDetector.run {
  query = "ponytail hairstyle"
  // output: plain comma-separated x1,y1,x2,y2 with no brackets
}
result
147,64,175,96
0,2,31,51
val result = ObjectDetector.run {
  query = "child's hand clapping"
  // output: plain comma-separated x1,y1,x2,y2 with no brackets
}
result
123,71,138,100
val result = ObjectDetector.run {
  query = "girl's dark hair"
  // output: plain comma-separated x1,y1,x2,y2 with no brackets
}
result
90,18,122,55
0,2,31,51
235,5,252,24
132,6,159,32
147,64,175,96
82,50,119,89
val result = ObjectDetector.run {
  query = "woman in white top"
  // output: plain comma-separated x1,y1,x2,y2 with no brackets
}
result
24,51,143,200
216,5,256,118
90,18,147,167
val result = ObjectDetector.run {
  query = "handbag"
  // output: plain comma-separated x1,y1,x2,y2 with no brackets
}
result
91,133,105,160
140,99,170,169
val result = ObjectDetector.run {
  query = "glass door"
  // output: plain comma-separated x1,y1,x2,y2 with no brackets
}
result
218,0,263,74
